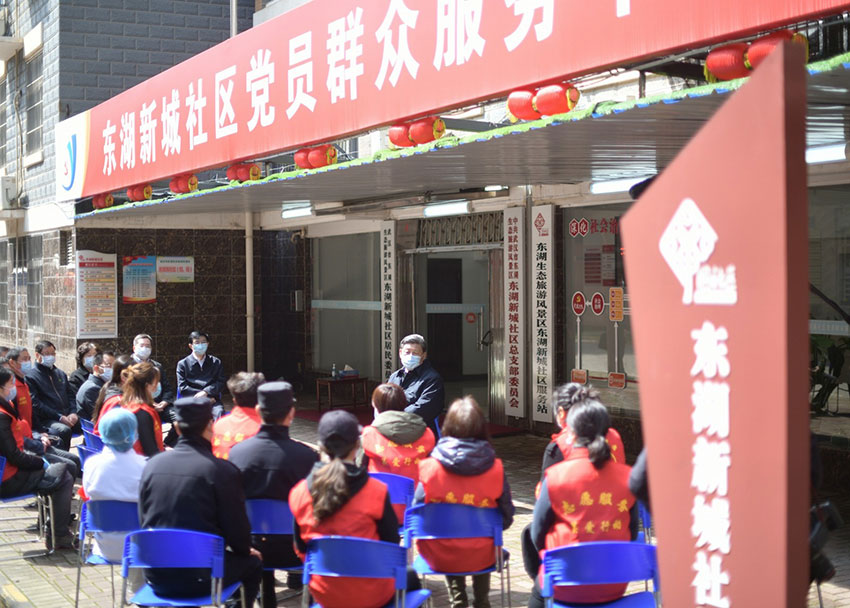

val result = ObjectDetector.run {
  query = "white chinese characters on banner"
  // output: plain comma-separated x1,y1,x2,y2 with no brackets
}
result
139,100,157,165
161,89,182,157
434,0,486,70
102,120,116,176
504,207,525,418
247,49,276,130
504,0,554,52
215,65,238,139
375,0,420,89
185,78,208,150
119,112,135,170
381,222,397,381
327,8,365,103
287,33,317,120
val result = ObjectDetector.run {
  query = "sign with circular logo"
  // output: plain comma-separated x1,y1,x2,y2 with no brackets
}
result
465,312,477,324
590,292,605,316
572,291,586,316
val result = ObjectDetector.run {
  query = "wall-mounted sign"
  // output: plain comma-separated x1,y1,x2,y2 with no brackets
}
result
504,207,525,419
571,291,586,316
590,292,605,316
156,256,195,282
571,369,588,384
531,205,554,423
380,221,397,381
607,372,627,390
76,250,117,339
608,287,624,322
122,256,157,304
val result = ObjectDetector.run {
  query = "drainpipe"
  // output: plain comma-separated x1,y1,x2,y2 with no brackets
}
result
231,2,256,371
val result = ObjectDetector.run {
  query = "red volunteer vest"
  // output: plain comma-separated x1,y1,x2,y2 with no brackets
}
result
124,401,163,455
212,406,262,459
289,475,394,608
0,400,29,482
541,447,635,604
94,394,122,435
554,427,625,464
417,456,504,573
13,377,32,429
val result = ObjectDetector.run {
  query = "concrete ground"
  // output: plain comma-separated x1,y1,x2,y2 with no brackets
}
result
0,412,845,607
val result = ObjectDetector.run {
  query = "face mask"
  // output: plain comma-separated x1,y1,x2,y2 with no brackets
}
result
40,356,56,368
84,356,95,370
20,361,32,373
7,385,16,402
134,346,151,360
153,382,162,399
101,367,113,382
192,343,208,355
401,354,422,371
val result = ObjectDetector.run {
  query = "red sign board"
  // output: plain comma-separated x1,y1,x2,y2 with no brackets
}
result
607,372,627,389
590,292,605,316
571,369,588,385
568,219,579,238
621,44,809,607
578,218,589,237
57,0,850,199
571,291,586,316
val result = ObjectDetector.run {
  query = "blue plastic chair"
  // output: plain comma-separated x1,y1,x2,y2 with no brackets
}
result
370,472,415,529
638,503,652,543
83,429,104,452
245,498,302,576
301,536,430,608
75,500,139,607
541,541,660,608
80,418,95,433
403,503,510,607
121,528,246,608
0,455,54,559
76,445,99,471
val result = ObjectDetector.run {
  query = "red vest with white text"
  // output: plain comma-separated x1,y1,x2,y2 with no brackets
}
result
554,427,625,464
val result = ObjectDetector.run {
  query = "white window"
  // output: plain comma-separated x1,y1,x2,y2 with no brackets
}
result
25,52,43,155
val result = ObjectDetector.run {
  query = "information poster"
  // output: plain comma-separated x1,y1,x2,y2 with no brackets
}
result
504,207,525,419
122,256,156,303
76,250,117,339
156,256,195,282
531,205,554,423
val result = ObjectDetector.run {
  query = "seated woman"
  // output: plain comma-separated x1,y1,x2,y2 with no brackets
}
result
0,366,75,550
117,362,163,457
362,382,435,519
93,354,131,433
528,393,637,608
290,410,419,608
413,397,514,608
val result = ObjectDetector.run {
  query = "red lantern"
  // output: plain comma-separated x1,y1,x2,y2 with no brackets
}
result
307,145,336,168
294,148,313,168
409,117,446,145
507,89,541,121
226,165,238,180
705,43,750,81
389,124,415,147
534,84,581,116
746,30,808,70
92,193,113,209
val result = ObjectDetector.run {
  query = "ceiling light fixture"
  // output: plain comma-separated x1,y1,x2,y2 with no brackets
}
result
423,200,469,218
589,176,652,195
806,143,846,164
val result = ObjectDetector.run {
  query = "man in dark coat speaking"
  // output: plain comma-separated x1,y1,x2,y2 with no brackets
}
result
387,334,445,436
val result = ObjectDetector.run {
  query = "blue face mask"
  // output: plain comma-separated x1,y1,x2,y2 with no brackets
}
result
401,353,422,371
153,382,162,399
7,385,16,402
40,355,56,368
83,355,95,370
101,367,113,382
192,343,208,355
20,361,32,373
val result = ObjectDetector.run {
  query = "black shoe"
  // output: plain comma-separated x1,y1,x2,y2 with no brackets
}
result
287,572,303,591
45,532,78,552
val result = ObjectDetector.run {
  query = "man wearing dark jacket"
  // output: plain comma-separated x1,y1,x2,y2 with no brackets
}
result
387,334,445,436
25,341,79,450
229,382,318,606
75,351,114,420
138,397,262,607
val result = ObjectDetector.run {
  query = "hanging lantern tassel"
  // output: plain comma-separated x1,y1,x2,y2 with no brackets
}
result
507,89,541,121
389,124,415,147
127,185,152,201
307,145,337,168
534,84,581,116
294,148,314,169
92,193,114,209
705,43,751,82
746,30,808,70
408,117,446,145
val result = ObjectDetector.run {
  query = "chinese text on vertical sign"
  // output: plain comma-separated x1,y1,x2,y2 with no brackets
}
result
381,222,397,381
660,198,738,607
504,208,525,417
531,206,553,422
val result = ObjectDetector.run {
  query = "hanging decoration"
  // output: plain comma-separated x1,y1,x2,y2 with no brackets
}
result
293,145,338,169
169,174,198,194
92,193,114,209
126,184,152,202
226,163,261,181
388,124,415,147
507,84,581,121
507,89,541,120
705,30,808,81
746,30,809,70
388,116,446,148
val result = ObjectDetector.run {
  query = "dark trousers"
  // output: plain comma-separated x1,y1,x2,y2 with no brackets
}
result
253,534,302,608
147,552,263,607
42,420,81,451
45,446,81,479
1,463,74,538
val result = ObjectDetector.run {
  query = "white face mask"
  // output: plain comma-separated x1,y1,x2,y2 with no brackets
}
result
40,355,56,368
134,346,151,360
401,353,422,371
100,367,113,382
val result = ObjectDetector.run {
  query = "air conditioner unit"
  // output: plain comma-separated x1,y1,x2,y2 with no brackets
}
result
0,176,17,210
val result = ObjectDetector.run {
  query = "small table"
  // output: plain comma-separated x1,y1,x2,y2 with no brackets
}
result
316,376,370,411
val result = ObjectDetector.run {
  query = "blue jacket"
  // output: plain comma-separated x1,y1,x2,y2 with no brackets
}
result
176,353,225,402
25,363,76,431
387,358,445,435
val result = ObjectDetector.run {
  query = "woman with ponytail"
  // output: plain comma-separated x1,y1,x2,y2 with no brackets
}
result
118,361,163,457
289,410,419,608
527,399,638,608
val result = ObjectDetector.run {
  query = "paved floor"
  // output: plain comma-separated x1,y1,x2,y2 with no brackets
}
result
0,413,845,607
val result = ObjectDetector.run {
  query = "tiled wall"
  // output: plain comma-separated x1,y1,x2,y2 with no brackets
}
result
75,227,261,386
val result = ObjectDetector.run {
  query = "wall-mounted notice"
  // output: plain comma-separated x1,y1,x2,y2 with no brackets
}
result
504,207,525,419
122,256,156,303
76,250,117,339
531,205,554,423
380,221,397,381
156,256,195,283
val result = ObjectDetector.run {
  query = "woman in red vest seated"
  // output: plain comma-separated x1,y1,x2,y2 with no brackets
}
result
413,396,514,608
93,354,131,433
527,393,637,608
290,410,420,608
116,362,163,457
0,366,76,550
362,382,435,517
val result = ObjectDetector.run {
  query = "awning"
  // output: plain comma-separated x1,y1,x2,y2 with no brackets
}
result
75,52,850,220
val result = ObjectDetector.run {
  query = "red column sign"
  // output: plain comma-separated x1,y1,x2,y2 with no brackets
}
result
621,43,809,607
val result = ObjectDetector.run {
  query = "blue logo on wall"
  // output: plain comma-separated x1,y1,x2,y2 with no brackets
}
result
61,134,77,192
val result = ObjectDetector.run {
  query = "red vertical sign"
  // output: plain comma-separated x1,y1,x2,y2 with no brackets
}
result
622,43,809,607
